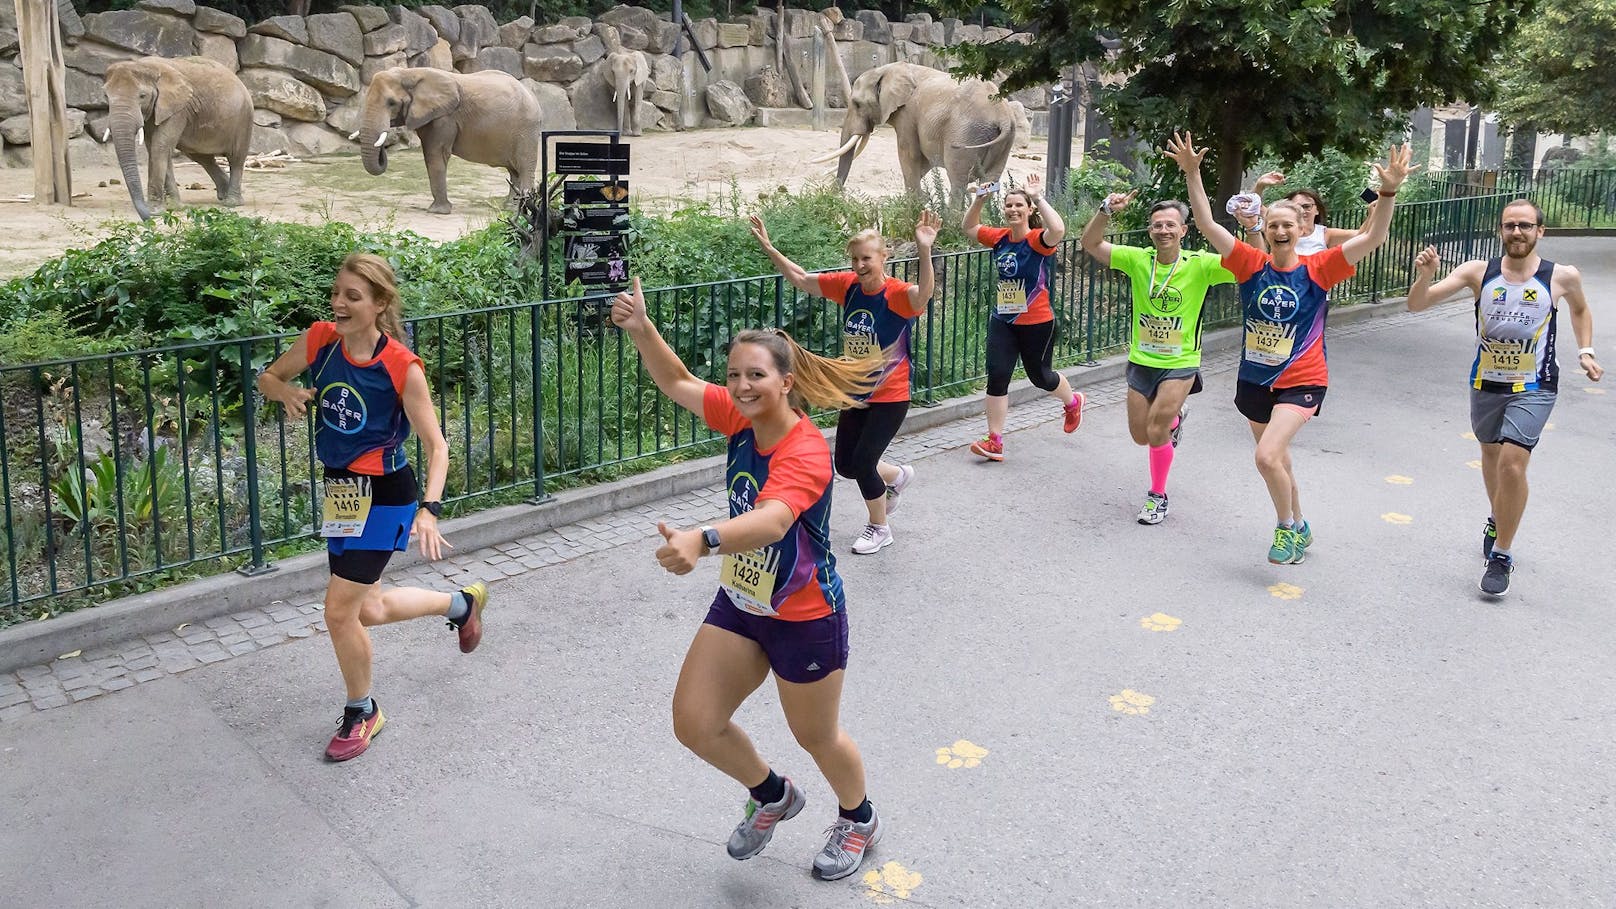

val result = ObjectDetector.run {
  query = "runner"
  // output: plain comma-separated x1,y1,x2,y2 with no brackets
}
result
257,252,489,762
1080,192,1237,523
608,277,885,881
1246,172,1372,254
1168,132,1415,564
962,174,1086,460
748,210,941,554
1406,199,1602,595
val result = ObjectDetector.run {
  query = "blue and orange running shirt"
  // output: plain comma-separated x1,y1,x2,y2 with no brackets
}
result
1224,243,1355,388
702,384,843,622
975,225,1058,325
817,272,924,403
305,321,424,475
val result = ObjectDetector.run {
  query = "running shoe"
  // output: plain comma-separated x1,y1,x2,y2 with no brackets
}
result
449,580,490,653
325,700,386,762
969,435,1005,461
1267,526,1304,565
1482,517,1497,560
1062,392,1086,433
852,523,894,555
1170,404,1189,448
727,777,806,860
1137,491,1169,525
812,806,882,881
884,465,915,515
1479,552,1513,596
1294,520,1314,550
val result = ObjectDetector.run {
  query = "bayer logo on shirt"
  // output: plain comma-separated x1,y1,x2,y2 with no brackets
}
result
319,383,368,434
1255,284,1301,323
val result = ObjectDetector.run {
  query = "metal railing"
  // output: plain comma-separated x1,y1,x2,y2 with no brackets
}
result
1427,168,1616,229
0,193,1508,619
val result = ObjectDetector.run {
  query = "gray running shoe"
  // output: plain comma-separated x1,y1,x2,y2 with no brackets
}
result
1137,491,1169,525
726,777,806,860
1170,404,1189,448
1479,552,1513,596
884,464,915,515
812,806,882,881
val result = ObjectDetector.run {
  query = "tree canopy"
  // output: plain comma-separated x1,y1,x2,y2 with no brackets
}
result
1492,0,1616,137
942,0,1537,201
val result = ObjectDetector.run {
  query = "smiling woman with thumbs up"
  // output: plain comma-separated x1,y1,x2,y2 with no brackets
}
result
610,276,890,882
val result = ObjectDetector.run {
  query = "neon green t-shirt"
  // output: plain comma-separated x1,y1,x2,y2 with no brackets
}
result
1110,245,1235,369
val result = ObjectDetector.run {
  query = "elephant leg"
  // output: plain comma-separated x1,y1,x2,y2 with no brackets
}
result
146,142,168,209
186,153,233,204
423,143,453,215
224,149,246,207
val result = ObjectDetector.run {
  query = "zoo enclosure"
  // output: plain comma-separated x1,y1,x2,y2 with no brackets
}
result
0,191,1514,619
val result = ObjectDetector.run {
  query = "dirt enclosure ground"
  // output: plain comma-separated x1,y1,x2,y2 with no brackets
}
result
0,125,1050,279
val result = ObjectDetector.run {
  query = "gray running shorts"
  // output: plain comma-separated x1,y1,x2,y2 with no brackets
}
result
1126,363,1203,399
1470,387,1556,450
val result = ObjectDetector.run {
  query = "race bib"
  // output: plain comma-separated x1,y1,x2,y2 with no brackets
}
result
720,548,780,617
1138,316,1183,357
1244,321,1296,367
321,476,373,538
995,280,1028,315
1479,348,1538,385
843,331,877,359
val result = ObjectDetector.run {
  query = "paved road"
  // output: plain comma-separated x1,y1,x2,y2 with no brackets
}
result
3,239,1613,908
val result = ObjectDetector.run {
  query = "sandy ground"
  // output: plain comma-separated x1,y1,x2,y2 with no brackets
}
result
0,126,1049,278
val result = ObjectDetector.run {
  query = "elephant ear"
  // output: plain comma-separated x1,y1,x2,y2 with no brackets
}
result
401,71,461,130
875,67,919,123
153,63,196,124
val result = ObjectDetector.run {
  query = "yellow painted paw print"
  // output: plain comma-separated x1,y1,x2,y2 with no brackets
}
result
1268,582,1304,600
1544,422,1555,431
1384,475,1413,485
1139,612,1182,632
1108,689,1155,715
1461,431,1477,440
863,861,923,904
934,739,989,769
1381,512,1413,525
1466,460,1481,470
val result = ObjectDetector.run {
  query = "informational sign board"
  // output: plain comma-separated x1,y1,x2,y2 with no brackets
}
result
555,141,631,176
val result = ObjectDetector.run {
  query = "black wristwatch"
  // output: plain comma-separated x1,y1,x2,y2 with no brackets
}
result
700,525,721,554
421,500,443,518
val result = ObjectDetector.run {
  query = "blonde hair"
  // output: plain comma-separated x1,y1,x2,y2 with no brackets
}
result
844,228,887,257
339,252,404,340
730,328,884,411
1267,199,1305,224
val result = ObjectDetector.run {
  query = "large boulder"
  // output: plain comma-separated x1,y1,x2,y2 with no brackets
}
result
238,67,327,121
645,21,678,55
81,9,196,57
573,34,604,65
195,32,238,71
137,0,194,16
387,7,437,54
615,23,648,51
361,51,408,84
57,0,85,41
531,24,580,43
250,123,289,155
1,109,88,144
598,4,661,35
306,13,363,66
66,68,108,110
239,34,361,98
715,23,749,49
64,38,141,76
888,22,912,42
939,18,963,44
193,7,245,38
363,23,408,56
523,44,583,83
521,78,575,131
705,80,754,126
252,108,280,127
648,89,678,112
414,38,453,71
1010,84,1048,112
743,65,791,108
451,5,497,62
469,46,522,78
559,16,592,34
283,121,351,157
415,5,459,44
953,24,983,44
855,10,891,44
0,66,24,118
648,54,680,92
689,17,716,50
782,9,818,38
496,16,532,49
565,60,617,130
833,18,863,42
1,31,19,55
341,5,389,32
248,15,307,45
323,99,359,135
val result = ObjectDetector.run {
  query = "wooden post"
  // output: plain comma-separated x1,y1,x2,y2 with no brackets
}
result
14,0,72,205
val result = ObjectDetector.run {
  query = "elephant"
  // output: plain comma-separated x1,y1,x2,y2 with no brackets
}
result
356,67,541,215
813,62,1019,203
599,24,649,137
103,56,252,221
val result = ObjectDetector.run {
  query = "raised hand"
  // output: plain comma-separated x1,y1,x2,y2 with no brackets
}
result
1164,131,1207,174
654,520,703,575
747,215,774,250
1254,171,1286,192
914,209,941,247
1373,142,1419,194
1104,190,1137,213
610,276,650,334
1022,172,1043,201
1414,245,1440,278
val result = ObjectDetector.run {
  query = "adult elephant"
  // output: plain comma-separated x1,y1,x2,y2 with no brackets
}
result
812,62,1017,202
357,67,541,215
103,56,252,222
598,23,649,137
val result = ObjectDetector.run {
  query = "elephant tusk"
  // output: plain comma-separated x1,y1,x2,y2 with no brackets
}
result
851,133,870,161
374,132,388,148
102,128,110,143
349,131,360,141
136,127,144,146
807,133,863,165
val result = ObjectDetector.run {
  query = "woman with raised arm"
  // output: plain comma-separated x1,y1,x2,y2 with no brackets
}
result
1246,171,1373,254
1167,132,1415,564
962,174,1087,462
749,211,941,554
256,253,490,762
610,277,886,881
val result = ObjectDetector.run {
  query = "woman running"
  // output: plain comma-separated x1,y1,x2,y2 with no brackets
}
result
749,211,940,554
609,277,885,881
963,174,1086,461
1169,132,1414,564
257,252,489,762
1248,172,1370,254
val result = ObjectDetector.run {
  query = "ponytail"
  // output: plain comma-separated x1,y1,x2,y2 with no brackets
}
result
730,328,885,412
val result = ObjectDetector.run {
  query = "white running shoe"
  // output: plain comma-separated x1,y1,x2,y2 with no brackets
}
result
851,523,894,555
884,465,915,515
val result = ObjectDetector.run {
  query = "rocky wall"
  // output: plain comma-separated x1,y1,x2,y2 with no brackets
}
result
0,2,1045,168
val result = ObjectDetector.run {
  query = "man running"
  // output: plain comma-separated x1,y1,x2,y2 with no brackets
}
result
1406,199,1602,596
1080,192,1236,523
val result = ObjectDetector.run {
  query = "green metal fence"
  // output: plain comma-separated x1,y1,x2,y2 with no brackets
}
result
0,193,1509,618
1427,168,1616,229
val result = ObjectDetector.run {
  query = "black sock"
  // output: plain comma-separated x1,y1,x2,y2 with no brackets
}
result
747,769,786,806
839,798,872,824
446,590,472,625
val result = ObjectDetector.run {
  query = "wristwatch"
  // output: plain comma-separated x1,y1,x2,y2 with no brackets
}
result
421,500,443,518
700,525,721,554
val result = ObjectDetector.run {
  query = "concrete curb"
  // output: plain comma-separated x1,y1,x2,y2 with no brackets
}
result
0,296,1410,673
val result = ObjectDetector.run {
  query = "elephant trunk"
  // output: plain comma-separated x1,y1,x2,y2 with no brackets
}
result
359,102,390,176
109,103,151,221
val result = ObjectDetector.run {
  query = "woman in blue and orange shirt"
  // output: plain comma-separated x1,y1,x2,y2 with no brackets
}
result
258,253,489,763
610,277,886,882
749,211,939,555
962,173,1087,461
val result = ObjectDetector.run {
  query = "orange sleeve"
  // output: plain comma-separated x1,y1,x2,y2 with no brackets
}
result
382,343,424,397
304,322,337,366
1221,241,1268,282
756,419,832,519
701,382,748,436
1305,246,1357,290
975,226,1008,247
816,271,857,304
886,278,924,318
1027,228,1058,255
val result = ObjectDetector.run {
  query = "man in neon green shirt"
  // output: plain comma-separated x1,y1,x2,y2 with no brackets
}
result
1080,192,1236,524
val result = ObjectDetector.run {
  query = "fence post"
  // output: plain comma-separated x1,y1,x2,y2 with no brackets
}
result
529,301,550,504
236,340,275,576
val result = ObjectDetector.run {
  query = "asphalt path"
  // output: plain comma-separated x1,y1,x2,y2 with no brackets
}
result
3,238,1612,908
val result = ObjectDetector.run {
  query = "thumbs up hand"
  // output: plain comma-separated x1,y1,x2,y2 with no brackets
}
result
655,521,703,575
